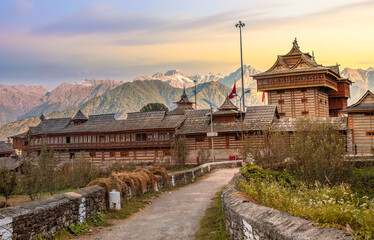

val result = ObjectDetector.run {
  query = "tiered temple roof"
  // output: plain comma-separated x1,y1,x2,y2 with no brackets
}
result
254,38,340,79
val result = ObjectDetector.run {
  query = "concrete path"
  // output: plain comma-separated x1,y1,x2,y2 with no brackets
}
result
80,168,238,240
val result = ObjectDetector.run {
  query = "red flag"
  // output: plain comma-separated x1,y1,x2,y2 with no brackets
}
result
228,84,236,99
262,92,266,102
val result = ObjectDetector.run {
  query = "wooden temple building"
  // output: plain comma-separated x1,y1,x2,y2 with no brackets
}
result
254,39,352,118
341,90,374,154
11,39,374,163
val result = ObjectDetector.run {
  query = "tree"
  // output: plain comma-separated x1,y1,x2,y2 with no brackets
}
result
171,137,190,167
20,149,42,200
0,166,17,205
38,143,59,195
140,103,169,112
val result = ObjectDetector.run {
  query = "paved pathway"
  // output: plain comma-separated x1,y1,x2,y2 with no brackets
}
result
80,168,238,240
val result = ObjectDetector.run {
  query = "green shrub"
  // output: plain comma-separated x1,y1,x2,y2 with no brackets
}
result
240,163,296,188
68,222,89,236
352,167,374,198
239,165,374,239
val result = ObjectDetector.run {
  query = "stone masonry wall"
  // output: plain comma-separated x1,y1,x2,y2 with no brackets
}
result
0,186,106,240
0,160,242,240
222,173,353,240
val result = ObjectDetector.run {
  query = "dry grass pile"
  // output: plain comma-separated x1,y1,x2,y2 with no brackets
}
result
87,178,111,192
149,166,169,185
87,166,170,199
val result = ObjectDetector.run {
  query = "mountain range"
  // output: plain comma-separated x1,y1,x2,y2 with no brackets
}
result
0,66,373,140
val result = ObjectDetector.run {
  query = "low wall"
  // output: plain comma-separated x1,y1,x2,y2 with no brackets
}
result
0,160,242,240
0,186,106,240
222,173,353,240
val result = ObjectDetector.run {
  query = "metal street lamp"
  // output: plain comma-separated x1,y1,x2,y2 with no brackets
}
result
235,20,246,112
233,89,251,112
206,105,217,162
193,79,197,109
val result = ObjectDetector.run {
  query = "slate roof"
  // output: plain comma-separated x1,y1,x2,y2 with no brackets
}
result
176,105,279,135
168,87,194,115
340,90,374,113
0,141,13,153
72,110,88,121
0,157,21,170
253,39,340,78
27,111,186,136
341,104,374,112
273,117,347,131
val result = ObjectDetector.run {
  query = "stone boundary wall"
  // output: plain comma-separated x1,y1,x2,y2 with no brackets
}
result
0,160,242,240
222,173,353,240
0,186,106,240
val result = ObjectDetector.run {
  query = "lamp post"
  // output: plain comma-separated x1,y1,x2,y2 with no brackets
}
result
194,79,197,109
210,105,215,162
235,20,246,112
234,89,251,112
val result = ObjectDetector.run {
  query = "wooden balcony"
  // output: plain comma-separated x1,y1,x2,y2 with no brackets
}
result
257,73,337,91
28,140,173,151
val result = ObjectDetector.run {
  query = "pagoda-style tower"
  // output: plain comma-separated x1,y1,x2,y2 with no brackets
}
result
254,39,351,118
168,87,194,115
212,95,241,123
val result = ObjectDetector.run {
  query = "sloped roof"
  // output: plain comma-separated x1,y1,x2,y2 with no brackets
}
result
273,117,347,131
168,88,194,115
177,105,279,135
0,141,13,153
175,87,193,104
253,39,340,78
72,110,88,121
0,157,21,170
244,105,278,124
340,90,374,113
219,96,238,110
28,111,186,136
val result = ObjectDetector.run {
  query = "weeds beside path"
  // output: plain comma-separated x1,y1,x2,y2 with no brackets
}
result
195,189,229,240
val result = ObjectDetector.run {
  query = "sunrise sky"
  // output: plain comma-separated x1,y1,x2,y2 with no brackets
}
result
0,0,373,88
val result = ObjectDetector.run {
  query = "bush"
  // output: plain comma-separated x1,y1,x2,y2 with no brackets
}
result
68,152,100,189
171,137,190,167
240,163,296,188
240,129,290,170
0,167,17,205
197,147,211,164
289,118,350,185
352,167,374,198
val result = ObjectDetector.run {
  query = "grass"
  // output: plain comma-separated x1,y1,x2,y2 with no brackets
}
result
195,190,229,240
239,164,374,240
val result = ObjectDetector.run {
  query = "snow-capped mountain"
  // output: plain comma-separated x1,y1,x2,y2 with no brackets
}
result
134,66,259,89
135,69,224,88
218,65,260,89
341,67,374,104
